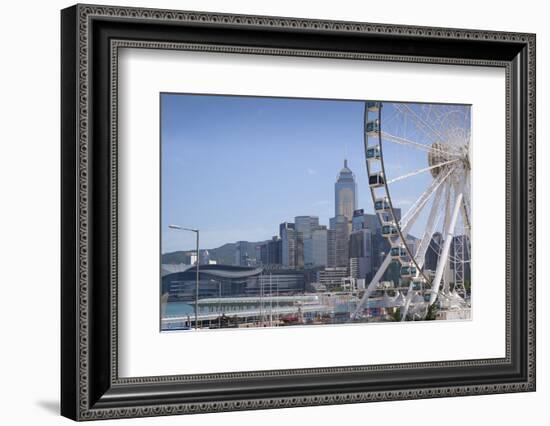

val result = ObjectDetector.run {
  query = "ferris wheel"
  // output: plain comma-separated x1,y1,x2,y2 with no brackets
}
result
353,101,472,321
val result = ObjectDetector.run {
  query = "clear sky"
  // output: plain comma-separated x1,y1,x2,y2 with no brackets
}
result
161,94,470,253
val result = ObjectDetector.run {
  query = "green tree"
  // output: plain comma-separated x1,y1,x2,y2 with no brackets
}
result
425,302,438,320
385,261,401,286
391,308,401,322
464,279,471,294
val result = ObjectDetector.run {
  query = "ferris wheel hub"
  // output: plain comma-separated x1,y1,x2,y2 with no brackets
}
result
427,142,470,177
427,142,451,177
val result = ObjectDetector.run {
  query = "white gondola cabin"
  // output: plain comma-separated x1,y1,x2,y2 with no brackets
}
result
366,119,380,136
382,223,398,237
391,245,407,259
411,278,423,291
374,197,391,212
366,145,381,160
369,171,385,188
400,264,417,278
366,101,382,112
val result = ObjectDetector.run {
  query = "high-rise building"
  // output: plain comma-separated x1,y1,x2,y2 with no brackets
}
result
394,207,402,223
425,232,443,271
405,235,418,258
295,216,318,269
334,159,357,221
363,213,381,233
295,215,319,240
267,236,282,266
327,229,337,268
280,223,296,268
279,222,295,238
450,234,471,282
362,212,385,276
280,222,304,269
304,226,328,268
234,241,249,266
295,231,304,269
256,243,268,265
349,228,372,279
331,214,350,268
352,209,366,231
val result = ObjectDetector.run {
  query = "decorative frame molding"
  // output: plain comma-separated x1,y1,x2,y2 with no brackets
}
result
61,4,536,421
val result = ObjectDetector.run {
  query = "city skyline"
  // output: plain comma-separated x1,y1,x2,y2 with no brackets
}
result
164,158,372,254
161,94,448,253
160,95,472,328
162,157,403,257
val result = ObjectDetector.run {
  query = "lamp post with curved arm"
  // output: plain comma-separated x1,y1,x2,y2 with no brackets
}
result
168,225,200,330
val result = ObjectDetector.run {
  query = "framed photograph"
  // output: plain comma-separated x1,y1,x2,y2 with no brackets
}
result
61,4,536,421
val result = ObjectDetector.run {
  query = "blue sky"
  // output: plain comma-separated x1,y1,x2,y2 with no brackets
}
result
161,94,470,252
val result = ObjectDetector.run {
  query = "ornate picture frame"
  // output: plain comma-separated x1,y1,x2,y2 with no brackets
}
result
61,4,536,421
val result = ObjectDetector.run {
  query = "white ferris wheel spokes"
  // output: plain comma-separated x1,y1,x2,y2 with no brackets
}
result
354,101,472,321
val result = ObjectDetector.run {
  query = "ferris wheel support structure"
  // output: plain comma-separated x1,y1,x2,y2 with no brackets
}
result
429,192,463,305
414,184,444,268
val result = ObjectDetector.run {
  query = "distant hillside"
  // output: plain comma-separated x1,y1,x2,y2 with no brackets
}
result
207,243,237,265
162,240,268,266
161,251,193,265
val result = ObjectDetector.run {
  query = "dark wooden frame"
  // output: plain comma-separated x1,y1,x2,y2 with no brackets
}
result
61,3,536,421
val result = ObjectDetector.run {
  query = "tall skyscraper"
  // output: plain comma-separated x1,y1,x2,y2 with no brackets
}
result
405,235,419,257
335,159,357,221
279,222,294,238
331,214,350,268
295,215,319,240
304,226,328,267
234,241,249,266
280,222,304,269
295,231,304,269
267,236,282,266
450,234,471,281
327,229,337,268
394,207,402,223
349,228,372,279
363,213,381,233
256,243,267,265
280,222,296,268
352,209,366,231
283,228,297,269
425,232,443,271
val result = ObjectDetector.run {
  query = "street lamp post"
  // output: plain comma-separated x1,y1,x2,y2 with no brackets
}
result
168,224,200,330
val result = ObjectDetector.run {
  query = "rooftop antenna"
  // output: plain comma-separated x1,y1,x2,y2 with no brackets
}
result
345,144,348,167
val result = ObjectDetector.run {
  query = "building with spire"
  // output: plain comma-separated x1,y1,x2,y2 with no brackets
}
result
334,159,357,221
327,159,358,270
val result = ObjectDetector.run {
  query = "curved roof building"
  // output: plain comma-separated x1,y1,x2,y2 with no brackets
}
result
162,264,305,301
